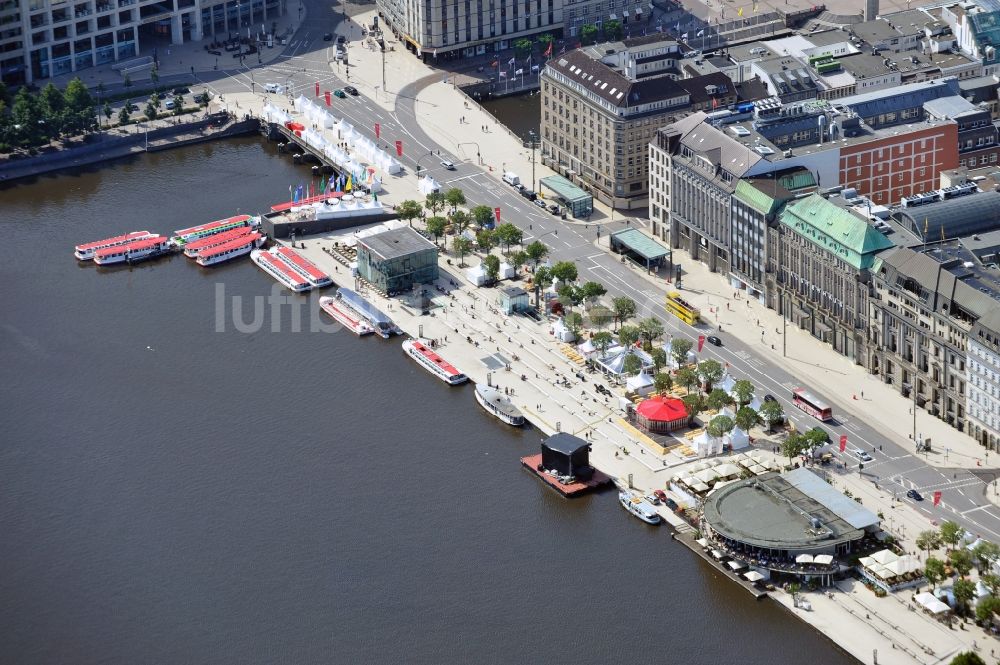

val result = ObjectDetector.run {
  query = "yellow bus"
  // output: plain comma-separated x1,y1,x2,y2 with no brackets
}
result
665,291,700,325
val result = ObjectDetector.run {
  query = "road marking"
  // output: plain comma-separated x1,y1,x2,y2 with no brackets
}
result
962,504,992,516
444,173,482,184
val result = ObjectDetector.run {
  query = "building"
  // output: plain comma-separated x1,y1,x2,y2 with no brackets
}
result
377,0,647,61
356,226,439,295
540,432,594,480
499,286,530,314
634,396,687,433
969,310,1000,449
1,0,283,85
608,227,669,270
541,36,736,209
766,194,894,364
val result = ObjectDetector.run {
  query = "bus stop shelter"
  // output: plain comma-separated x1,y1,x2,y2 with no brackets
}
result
609,228,670,269
539,175,593,218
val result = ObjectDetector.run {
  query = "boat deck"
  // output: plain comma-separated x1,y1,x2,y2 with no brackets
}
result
519,454,612,497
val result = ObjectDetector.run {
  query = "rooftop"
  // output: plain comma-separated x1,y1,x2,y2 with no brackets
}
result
780,194,895,269
610,228,671,260
538,175,592,204
543,432,590,456
357,225,437,261
894,190,1000,240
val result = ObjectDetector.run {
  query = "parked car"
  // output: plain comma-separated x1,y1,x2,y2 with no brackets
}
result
171,86,190,95
906,489,923,501
644,493,661,506
520,189,537,201
440,159,455,170
706,335,722,346
163,99,176,110
333,89,347,99
323,32,333,41
653,490,668,504
207,49,222,56
548,203,560,214
337,35,346,44
859,451,873,462
343,85,359,96
532,199,547,209
763,394,776,403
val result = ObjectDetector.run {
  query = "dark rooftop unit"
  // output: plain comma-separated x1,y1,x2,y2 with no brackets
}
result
541,433,594,480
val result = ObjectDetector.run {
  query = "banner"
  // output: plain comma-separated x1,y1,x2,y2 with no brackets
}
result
839,434,847,453
933,491,942,506
697,335,705,353
324,90,331,106
395,140,403,157
494,207,501,223
374,123,381,139
315,81,320,96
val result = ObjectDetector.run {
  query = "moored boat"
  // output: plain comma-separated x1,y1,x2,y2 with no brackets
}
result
195,232,264,266
618,490,661,525
402,338,467,385
273,246,333,288
335,287,401,339
250,249,311,292
74,231,156,260
474,383,524,426
319,296,374,335
183,227,256,257
93,236,173,265
172,214,255,246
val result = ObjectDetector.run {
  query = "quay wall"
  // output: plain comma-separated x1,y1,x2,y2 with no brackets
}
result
262,209,397,239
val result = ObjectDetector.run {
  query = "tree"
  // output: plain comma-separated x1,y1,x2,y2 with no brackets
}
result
654,372,673,394
64,78,94,133
509,250,528,274
452,236,473,267
444,187,466,212
940,521,964,551
592,331,614,355
612,296,637,330
103,101,112,126
950,549,974,578
495,222,523,253
707,414,734,438
916,530,943,557
618,324,640,348
123,73,132,88
954,577,976,615
781,432,807,465
471,204,494,228
0,80,10,107
651,347,667,373
982,573,1000,596
731,379,755,407
975,595,1000,623
12,86,42,146
697,359,724,390
758,400,784,430
638,317,665,349
150,67,160,92
581,23,599,45
425,190,446,216
117,104,131,126
550,260,578,284
972,540,1000,573
670,337,693,368
144,101,158,122
197,90,210,108
40,82,66,137
513,37,533,58
396,199,423,227
948,652,985,665
579,281,606,309
925,556,948,590
675,367,698,393
537,33,555,48
564,311,584,337
622,352,643,376
588,306,613,330
449,209,471,235
735,406,760,432
150,91,161,110
604,18,623,41
476,228,496,253
533,266,553,290
172,93,185,116
705,388,732,411
483,254,501,284
525,240,549,270
426,216,447,244
681,393,703,422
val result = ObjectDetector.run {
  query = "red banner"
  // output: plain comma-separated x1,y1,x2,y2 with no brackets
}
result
697,335,705,353
395,140,403,157
494,207,501,223
315,81,320,96
933,491,942,506
324,90,331,106
839,434,847,453
375,123,381,139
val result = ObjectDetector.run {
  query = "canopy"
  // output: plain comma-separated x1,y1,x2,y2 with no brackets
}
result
465,264,486,286
691,481,711,493
714,462,742,478
814,554,834,565
719,374,736,394
693,468,720,483
498,261,516,280
595,346,654,377
744,570,765,582
870,549,896,565
795,553,814,564
577,339,596,355
711,549,726,559
418,175,441,195
627,372,656,393
727,560,747,570
695,537,710,548
915,592,950,614
726,427,750,450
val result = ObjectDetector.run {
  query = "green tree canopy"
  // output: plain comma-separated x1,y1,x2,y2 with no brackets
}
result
513,38,533,58
425,190,446,215
495,222,523,253
949,652,986,665
735,406,760,432
604,19,623,41
681,393,703,421
144,101,158,121
950,548,974,578
425,216,447,243
579,281,607,308
916,530,943,557
706,388,733,411
975,595,1000,623
449,209,471,234
697,359,724,388
675,367,698,392
509,250,528,272
758,400,784,429
452,235,473,266
954,577,976,615
731,379,755,406
525,240,549,269
654,372,673,394
580,23,599,45
476,228,496,253
588,306,613,330
39,82,66,136
564,311,584,337
972,541,1000,573
557,283,583,311
550,260,578,283
471,204,494,228
650,347,667,373
592,331,614,354
781,432,808,464
396,199,423,226
670,337,693,368
612,296,637,330
707,414,735,438
483,254,501,283
12,86,42,145
622,352,643,376
617,324,641,348
444,187,466,211
940,521,964,550
638,317,665,349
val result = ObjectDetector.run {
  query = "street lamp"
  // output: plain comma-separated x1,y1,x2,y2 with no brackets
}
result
527,129,539,193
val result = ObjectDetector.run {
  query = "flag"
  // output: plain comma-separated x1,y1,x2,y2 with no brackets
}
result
494,207,501,223
515,68,523,76
753,1,759,11
933,491,942,506
839,434,847,453
737,6,743,16
697,29,705,37
712,97,718,109
345,175,353,192
320,175,326,193
560,45,566,54
508,57,515,67
681,32,688,39
544,41,553,57
500,71,507,78
697,335,705,352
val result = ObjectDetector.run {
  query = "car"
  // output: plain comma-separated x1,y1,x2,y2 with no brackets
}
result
763,394,776,403
323,32,333,41
548,203,560,214
520,189,537,201
533,199,547,209
906,489,924,501
644,493,661,506
653,490,668,504
706,335,722,347
333,89,347,99
343,85,359,96
859,451,873,462
207,49,222,56
124,101,139,112
171,86,190,95
337,35,346,44
264,82,281,93
163,99,176,110
664,498,680,512
440,159,455,170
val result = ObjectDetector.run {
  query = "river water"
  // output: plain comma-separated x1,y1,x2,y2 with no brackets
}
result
478,92,541,142
0,138,858,665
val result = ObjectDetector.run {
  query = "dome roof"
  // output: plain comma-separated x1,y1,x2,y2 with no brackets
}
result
636,396,688,422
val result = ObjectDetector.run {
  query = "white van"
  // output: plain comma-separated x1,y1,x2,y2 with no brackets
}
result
502,171,520,187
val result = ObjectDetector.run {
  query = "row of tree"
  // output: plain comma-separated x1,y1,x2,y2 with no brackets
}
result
915,522,1000,625
0,79,96,149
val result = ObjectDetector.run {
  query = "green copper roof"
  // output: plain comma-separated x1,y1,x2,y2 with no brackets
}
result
779,194,894,270
734,180,779,215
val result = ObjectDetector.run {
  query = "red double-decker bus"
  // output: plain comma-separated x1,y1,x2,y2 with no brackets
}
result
792,388,833,422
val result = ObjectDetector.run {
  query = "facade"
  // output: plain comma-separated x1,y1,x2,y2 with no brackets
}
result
377,0,647,60
541,37,735,209
1,0,283,85
356,226,439,295
969,312,1000,449
765,194,894,364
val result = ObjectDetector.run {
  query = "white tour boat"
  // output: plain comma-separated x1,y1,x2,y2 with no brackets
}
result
250,249,311,292
93,236,173,265
195,232,264,266
74,231,156,260
619,490,661,525
402,338,467,385
474,383,524,426
319,296,374,336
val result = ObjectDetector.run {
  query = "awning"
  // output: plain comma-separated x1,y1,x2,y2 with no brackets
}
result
609,13,618,20
795,553,814,564
744,570,765,582
727,560,747,570
711,549,726,559
695,537,710,547
814,554,834,565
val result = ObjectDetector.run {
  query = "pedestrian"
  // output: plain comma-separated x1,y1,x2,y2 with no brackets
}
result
860,391,864,399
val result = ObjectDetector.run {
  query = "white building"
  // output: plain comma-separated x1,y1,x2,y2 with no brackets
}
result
968,312,1000,449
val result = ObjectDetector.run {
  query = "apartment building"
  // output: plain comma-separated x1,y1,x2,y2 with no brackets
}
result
541,36,735,209
969,310,1000,450
1,0,282,85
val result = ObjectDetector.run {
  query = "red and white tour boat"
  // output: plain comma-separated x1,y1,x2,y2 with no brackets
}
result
195,232,265,266
319,296,374,335
172,214,256,246
273,246,333,288
93,236,173,265
250,249,311,292
402,338,467,385
74,231,156,260
183,227,257,257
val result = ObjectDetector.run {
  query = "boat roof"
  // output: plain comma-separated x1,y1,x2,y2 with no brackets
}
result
184,227,252,250
174,214,251,237
199,233,261,257
412,340,462,375
95,236,168,256
260,252,309,287
337,288,392,324
275,247,330,281
76,231,151,251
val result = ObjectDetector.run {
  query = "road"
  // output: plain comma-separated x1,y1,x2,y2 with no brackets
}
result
194,0,1000,545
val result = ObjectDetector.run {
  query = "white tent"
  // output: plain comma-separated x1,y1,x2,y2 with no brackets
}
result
419,175,441,195
915,592,950,614
814,554,834,566
465,264,486,286
551,318,576,343
714,462,742,478
719,405,736,420
693,431,722,458
626,372,656,396
727,560,747,571
577,339,597,357
695,537,710,548
719,374,736,395
795,553,814,564
498,262,516,280
744,570,765,582
726,426,750,451
693,468,720,483
747,396,763,412
595,347,654,377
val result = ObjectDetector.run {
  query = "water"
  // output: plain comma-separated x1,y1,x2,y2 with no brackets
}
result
478,92,541,142
0,138,859,664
